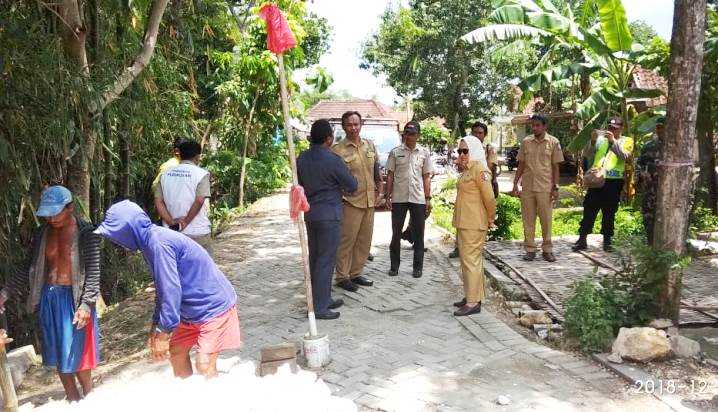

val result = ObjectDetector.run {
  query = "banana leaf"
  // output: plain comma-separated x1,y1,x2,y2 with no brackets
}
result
490,5,527,24
567,111,607,152
575,88,613,120
596,0,633,52
461,24,551,43
517,62,599,92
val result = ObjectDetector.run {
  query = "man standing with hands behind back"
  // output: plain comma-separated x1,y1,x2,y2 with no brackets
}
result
298,119,358,319
386,121,434,278
332,111,384,292
512,114,564,262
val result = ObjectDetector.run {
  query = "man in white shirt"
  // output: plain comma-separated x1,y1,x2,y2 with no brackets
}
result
154,140,213,254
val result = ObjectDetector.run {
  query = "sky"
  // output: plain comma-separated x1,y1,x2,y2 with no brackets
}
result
303,0,675,106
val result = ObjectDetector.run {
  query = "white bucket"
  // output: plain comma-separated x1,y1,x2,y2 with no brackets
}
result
303,333,330,368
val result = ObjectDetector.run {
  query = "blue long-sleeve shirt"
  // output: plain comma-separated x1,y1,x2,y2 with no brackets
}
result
297,144,358,221
95,200,236,333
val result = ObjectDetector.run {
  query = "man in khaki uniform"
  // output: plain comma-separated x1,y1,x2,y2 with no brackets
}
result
511,114,563,262
332,111,384,292
386,121,434,278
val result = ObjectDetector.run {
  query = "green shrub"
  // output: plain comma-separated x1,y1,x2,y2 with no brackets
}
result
564,272,620,353
565,237,690,352
489,194,521,240
690,206,718,234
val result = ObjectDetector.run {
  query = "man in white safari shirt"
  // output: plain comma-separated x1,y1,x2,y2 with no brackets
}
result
154,139,213,254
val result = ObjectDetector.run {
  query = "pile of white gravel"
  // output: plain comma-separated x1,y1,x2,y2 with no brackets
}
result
20,357,356,412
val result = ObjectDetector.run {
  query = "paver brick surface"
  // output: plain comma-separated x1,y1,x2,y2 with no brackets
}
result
213,192,670,411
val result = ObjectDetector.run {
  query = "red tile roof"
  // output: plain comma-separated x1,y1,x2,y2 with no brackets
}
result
630,66,668,107
308,99,406,124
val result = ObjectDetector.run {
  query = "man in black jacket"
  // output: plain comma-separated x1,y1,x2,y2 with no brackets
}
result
298,120,358,319
0,186,101,401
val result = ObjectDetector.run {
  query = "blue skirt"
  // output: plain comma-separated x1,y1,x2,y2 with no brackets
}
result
39,285,100,373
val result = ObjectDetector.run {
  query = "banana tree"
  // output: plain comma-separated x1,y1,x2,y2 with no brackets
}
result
462,0,663,152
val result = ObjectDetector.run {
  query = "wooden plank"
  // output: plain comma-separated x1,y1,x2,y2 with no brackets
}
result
260,343,297,363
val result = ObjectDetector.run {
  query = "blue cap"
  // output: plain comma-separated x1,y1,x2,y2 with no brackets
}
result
36,186,73,217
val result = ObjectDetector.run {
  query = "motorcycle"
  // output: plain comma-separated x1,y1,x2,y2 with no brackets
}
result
506,146,519,171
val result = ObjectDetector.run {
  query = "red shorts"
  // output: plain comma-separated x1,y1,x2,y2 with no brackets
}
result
170,306,241,354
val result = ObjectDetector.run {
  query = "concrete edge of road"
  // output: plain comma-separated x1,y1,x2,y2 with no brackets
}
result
592,353,694,412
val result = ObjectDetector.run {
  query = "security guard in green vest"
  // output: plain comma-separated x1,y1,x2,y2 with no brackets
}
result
573,117,634,252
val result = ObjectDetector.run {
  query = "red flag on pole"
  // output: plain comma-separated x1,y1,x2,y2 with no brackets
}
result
259,3,297,54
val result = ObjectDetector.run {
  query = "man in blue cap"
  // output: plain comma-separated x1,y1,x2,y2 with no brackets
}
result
0,185,101,401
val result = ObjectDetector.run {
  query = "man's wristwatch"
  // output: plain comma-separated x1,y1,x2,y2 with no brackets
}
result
552,185,559,191
425,196,432,200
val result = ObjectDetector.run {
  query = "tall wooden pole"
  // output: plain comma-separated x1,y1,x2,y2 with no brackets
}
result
654,0,707,320
276,53,318,337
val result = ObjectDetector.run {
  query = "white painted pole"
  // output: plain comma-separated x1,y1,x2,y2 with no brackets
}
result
276,53,318,337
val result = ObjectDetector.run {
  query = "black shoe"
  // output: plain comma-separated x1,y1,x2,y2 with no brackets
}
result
388,269,398,277
454,302,482,316
367,253,375,262
352,276,374,287
337,280,358,292
453,298,467,308
449,248,460,258
522,252,536,261
412,269,423,278
603,236,613,252
572,237,588,252
315,311,340,320
329,299,344,310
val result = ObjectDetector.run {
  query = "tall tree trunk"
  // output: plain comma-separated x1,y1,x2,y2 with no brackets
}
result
62,0,169,208
697,80,717,213
118,130,131,199
238,88,261,207
654,0,707,321
103,113,114,210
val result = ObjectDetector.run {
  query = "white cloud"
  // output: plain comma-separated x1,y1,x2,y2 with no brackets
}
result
306,0,401,105
623,0,674,40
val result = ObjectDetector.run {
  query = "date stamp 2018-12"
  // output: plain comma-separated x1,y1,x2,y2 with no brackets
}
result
632,379,714,395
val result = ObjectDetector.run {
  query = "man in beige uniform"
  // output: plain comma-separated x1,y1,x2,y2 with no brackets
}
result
512,114,563,262
386,121,434,278
332,111,384,292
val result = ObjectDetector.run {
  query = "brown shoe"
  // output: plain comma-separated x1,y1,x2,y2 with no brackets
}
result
542,252,556,262
454,302,482,316
522,252,536,261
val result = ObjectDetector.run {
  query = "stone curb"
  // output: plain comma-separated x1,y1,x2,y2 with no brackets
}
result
592,353,693,412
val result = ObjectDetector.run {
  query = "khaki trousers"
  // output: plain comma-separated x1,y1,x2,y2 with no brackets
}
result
520,191,553,253
457,229,487,304
335,204,374,281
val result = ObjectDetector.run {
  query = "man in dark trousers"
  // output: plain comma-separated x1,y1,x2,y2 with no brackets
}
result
298,119,358,320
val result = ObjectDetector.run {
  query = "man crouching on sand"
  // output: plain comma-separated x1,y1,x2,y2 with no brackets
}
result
95,200,240,378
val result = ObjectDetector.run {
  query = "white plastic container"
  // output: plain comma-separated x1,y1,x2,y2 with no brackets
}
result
303,333,330,368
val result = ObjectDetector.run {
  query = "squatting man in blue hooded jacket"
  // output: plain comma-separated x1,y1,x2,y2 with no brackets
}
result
95,200,241,378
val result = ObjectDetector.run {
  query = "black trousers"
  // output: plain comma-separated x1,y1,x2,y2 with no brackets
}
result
390,202,426,271
306,220,341,314
578,179,624,237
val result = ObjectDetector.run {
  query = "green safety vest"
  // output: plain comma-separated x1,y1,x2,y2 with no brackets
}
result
592,136,634,179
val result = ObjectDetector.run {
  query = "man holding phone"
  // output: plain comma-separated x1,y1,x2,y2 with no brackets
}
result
573,117,634,252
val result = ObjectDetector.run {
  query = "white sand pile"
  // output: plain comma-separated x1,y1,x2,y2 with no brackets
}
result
21,357,356,412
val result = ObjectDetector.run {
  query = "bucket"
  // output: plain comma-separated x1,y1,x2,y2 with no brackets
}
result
303,333,330,368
